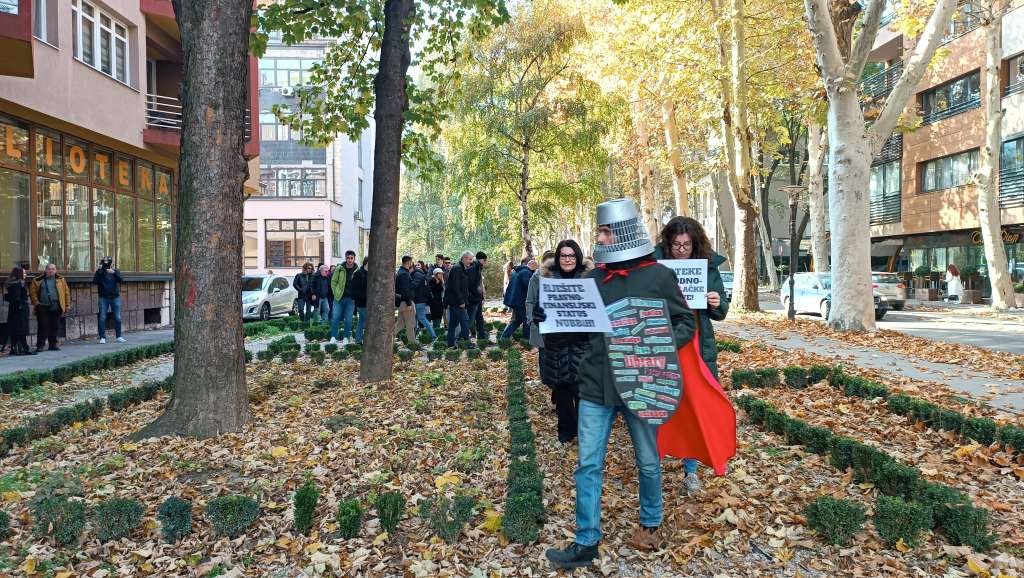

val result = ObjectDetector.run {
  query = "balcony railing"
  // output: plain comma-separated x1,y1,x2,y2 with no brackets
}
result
869,194,902,225
999,168,1024,209
872,133,902,166
860,61,902,100
942,3,981,44
879,10,897,27
145,93,252,141
921,97,980,125
1005,80,1024,98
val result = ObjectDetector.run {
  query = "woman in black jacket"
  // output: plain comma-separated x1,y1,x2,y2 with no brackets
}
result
428,268,446,329
5,267,35,356
351,258,369,345
537,240,593,444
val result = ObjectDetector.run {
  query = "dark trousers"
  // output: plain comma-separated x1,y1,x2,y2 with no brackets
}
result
36,307,61,349
0,322,8,350
446,306,471,347
502,306,529,340
552,382,579,443
471,302,487,338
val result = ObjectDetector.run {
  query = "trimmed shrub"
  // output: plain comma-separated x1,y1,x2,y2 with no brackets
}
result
313,379,340,391
466,348,482,360
887,394,914,416
908,399,939,427
911,481,968,524
805,496,866,546
962,417,997,445
731,368,780,388
157,497,192,543
421,494,476,544
938,504,996,552
308,342,325,353
336,499,363,539
324,343,338,354
830,436,860,472
487,348,504,361
332,350,349,362
998,424,1024,452
0,509,8,539
874,461,921,500
783,366,808,389
933,408,965,433
375,492,406,535
504,492,541,543
444,349,462,362
281,351,299,363
93,498,144,542
256,349,275,362
799,425,835,456
244,350,253,363
293,477,319,536
874,496,932,548
32,495,86,547
497,338,513,350
432,339,447,352
309,351,327,365
426,351,441,361
716,339,741,353
398,349,415,362
205,495,260,538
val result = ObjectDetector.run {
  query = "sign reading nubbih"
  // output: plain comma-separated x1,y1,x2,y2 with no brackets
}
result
607,297,683,426
659,259,708,309
538,277,613,334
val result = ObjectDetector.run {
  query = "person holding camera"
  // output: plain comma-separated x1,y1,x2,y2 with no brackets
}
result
93,256,126,344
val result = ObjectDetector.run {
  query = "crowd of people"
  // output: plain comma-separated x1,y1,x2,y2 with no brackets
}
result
1,257,127,356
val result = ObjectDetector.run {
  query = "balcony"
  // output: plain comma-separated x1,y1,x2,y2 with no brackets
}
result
942,3,981,44
870,194,902,225
999,169,1024,209
145,93,252,141
1006,80,1024,98
921,97,980,125
872,133,902,166
860,61,902,101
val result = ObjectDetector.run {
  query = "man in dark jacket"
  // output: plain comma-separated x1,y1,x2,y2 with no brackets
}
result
351,258,369,345
445,251,473,347
293,262,316,322
545,199,695,569
330,250,359,343
411,263,436,340
395,256,417,343
501,259,537,339
92,256,125,344
312,265,333,322
468,251,488,340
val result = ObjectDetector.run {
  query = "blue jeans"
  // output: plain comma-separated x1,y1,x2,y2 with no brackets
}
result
446,306,471,347
355,306,367,344
331,297,356,340
501,305,529,339
296,298,316,322
415,303,436,339
575,399,662,546
97,296,122,338
318,299,331,322
684,459,698,475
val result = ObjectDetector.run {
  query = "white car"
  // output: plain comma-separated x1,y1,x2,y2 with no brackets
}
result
241,275,298,320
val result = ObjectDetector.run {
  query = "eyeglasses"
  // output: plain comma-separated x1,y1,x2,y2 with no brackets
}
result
671,241,693,251
559,253,577,260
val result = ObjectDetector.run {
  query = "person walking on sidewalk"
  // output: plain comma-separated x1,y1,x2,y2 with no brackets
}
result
502,258,537,339
4,267,34,356
412,261,436,340
293,263,316,322
469,251,489,340
351,257,369,345
428,268,446,329
30,263,70,352
445,252,474,347
655,216,729,497
395,256,417,344
544,199,696,568
330,251,359,344
92,257,126,344
945,264,964,303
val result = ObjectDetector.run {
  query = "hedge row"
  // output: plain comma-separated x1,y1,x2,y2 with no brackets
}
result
502,348,545,544
736,394,997,551
0,341,174,396
0,376,172,458
732,364,1022,453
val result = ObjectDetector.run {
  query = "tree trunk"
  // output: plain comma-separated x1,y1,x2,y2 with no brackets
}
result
519,138,535,258
662,99,688,217
632,100,660,239
133,0,252,440
753,163,779,291
360,0,414,383
807,120,829,271
977,0,1016,309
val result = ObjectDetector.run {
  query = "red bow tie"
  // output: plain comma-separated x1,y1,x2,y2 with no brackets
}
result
596,260,657,284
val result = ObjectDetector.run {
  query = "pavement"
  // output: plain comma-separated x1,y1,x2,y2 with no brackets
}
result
0,329,175,375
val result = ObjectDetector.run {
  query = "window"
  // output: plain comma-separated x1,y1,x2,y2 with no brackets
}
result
116,194,135,270
34,0,58,46
66,182,91,271
244,220,258,268
258,167,327,198
870,160,901,225
1009,54,1024,95
921,149,979,192
1001,137,1024,173
93,188,114,269
921,72,980,124
264,219,324,267
257,57,322,88
356,177,364,219
72,0,130,85
1000,137,1024,208
0,168,31,269
332,220,341,260
357,135,363,168
138,200,156,271
943,2,980,42
36,177,63,269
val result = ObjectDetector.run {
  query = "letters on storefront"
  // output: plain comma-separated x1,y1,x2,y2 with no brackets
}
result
971,229,1022,245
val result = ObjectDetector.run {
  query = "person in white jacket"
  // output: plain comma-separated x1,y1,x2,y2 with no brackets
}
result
945,264,964,303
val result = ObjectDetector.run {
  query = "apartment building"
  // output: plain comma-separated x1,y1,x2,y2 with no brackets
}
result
865,1,1024,291
243,35,374,275
0,0,259,339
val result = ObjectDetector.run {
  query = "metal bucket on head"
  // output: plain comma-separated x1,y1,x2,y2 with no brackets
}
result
592,198,654,264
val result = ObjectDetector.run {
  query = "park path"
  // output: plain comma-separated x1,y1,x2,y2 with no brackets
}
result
717,320,1024,416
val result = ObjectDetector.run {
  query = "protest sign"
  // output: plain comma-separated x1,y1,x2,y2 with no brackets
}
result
659,259,708,309
538,277,612,334
606,297,683,426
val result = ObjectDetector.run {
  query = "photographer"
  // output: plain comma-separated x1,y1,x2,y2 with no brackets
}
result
93,256,126,344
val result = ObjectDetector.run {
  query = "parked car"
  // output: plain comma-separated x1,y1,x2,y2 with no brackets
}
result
872,272,907,310
780,272,888,321
720,270,734,302
241,275,298,320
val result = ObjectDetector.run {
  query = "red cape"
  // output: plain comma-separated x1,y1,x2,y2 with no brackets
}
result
656,325,736,475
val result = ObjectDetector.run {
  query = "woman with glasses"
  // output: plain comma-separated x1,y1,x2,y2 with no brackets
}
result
655,216,729,496
530,240,593,444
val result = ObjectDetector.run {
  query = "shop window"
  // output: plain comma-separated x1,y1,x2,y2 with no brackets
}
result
65,183,91,271
93,189,114,269
35,129,62,176
0,168,31,269
116,194,136,271
138,200,156,271
36,177,63,269
0,115,29,168
92,148,112,186
157,203,172,272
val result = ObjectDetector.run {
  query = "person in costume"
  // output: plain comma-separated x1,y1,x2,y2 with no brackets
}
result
543,199,696,568
654,216,729,496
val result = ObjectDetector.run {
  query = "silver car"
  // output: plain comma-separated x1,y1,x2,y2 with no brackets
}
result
872,272,907,311
720,271,733,302
242,275,298,320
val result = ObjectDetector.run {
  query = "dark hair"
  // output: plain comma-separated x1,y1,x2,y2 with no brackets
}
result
302,262,314,270
476,251,487,260
554,240,584,277
520,257,530,265
401,255,413,265
659,216,712,261
8,267,24,282
345,250,356,258
362,257,369,267
435,254,444,260
444,257,452,262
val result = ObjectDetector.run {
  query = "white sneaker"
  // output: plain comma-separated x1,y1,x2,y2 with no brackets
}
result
116,337,126,343
99,338,107,344
330,337,337,344
683,472,702,496
341,338,349,346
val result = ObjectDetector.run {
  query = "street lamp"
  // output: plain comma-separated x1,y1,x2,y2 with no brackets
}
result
781,185,807,322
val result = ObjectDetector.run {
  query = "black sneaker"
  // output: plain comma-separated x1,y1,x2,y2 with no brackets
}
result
48,346,61,351
545,542,599,569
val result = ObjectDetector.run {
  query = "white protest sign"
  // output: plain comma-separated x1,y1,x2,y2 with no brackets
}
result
659,259,708,309
538,277,613,334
